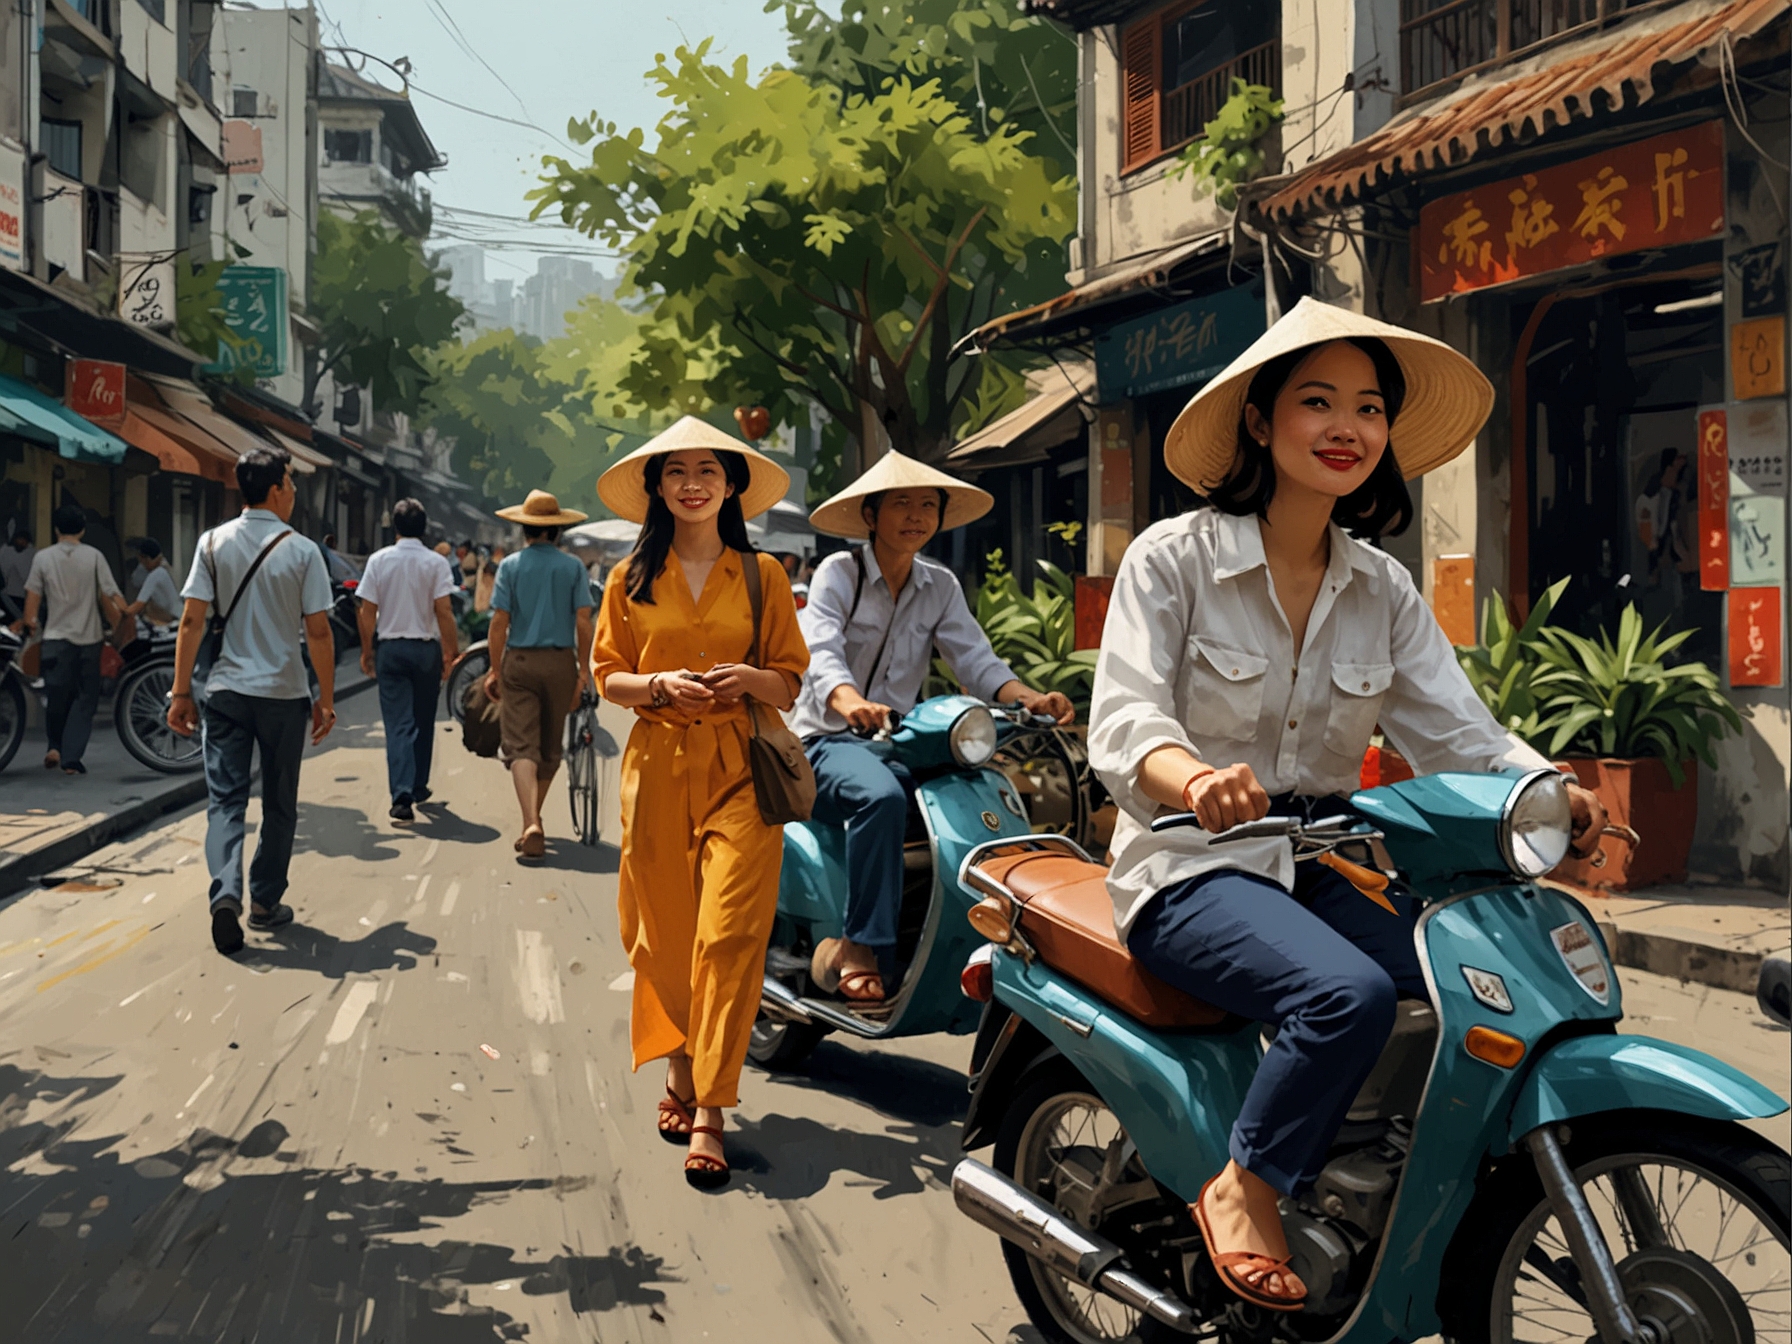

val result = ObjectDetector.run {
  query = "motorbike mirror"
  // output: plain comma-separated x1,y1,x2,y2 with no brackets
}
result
1757,955,1790,1028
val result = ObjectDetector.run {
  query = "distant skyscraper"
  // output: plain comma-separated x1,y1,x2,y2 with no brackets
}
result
427,243,610,340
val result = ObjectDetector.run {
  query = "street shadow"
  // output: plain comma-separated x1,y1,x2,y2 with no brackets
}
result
534,838,620,875
293,802,405,861
762,1041,970,1129
722,1109,959,1202
0,1061,676,1341
239,920,437,979
414,801,502,847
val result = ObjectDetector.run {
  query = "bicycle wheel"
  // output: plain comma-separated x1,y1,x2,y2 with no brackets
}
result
566,706,602,846
115,660,204,773
444,644,490,724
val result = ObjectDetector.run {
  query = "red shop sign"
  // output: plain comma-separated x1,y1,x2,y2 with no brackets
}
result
1697,407,1730,592
1727,587,1783,688
1418,121,1725,302
66,358,127,428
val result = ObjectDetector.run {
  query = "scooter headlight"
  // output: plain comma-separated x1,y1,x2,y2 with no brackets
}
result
949,706,999,768
1499,769,1573,878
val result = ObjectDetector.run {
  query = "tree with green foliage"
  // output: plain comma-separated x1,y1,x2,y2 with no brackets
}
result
307,210,464,419
529,7,1076,489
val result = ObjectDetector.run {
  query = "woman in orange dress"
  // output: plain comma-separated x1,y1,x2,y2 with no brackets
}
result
592,416,808,1189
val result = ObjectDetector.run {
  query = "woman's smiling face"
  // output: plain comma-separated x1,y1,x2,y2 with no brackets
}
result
1245,341,1391,501
657,450,734,526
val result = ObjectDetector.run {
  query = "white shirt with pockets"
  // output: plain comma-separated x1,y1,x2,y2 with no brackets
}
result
181,510,334,701
355,537,455,641
1088,508,1551,941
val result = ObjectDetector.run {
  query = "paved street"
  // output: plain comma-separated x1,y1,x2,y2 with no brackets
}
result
0,691,1783,1341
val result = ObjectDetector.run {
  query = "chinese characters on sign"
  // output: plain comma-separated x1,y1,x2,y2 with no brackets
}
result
1696,408,1729,592
65,359,127,429
206,266,289,379
1727,587,1783,689
1418,122,1725,302
1730,316,1786,401
1094,285,1264,404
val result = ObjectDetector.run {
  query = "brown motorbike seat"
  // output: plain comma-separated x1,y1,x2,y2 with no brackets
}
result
973,850,1232,1030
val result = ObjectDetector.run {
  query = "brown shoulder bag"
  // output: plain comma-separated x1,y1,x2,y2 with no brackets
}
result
739,550,816,825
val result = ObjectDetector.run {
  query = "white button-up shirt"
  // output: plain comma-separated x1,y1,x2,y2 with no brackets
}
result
1089,508,1550,940
788,544,1017,741
356,537,455,641
26,540,120,645
181,510,334,701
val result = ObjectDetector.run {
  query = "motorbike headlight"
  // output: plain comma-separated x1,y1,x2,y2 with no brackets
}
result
1499,769,1573,878
949,706,999,768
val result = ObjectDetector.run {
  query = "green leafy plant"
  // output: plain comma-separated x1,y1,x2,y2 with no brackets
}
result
1455,579,1741,787
1170,79,1284,210
933,548,1098,710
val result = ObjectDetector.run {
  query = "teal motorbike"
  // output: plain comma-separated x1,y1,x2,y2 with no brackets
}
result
949,769,1790,1343
747,695,1065,1070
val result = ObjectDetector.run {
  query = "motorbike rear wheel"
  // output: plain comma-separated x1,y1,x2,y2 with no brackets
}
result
0,670,25,773
746,1012,826,1071
992,1063,1187,1344
115,659,204,773
1445,1115,1790,1344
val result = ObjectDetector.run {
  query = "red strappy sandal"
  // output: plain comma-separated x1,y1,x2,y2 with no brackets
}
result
684,1126,730,1190
656,1087,695,1145
1190,1176,1306,1313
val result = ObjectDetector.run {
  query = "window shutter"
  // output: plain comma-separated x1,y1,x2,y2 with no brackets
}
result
1120,16,1162,173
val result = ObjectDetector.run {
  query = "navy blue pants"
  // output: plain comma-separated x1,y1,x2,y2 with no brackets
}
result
41,639,102,767
201,690,310,913
1127,863,1426,1196
806,735,915,979
375,638,442,803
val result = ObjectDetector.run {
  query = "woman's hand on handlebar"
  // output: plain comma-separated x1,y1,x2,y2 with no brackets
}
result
1185,763,1271,833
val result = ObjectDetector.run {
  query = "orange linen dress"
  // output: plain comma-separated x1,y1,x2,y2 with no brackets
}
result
592,549,809,1107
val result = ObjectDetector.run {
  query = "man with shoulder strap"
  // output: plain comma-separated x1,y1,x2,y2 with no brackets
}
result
167,445,337,956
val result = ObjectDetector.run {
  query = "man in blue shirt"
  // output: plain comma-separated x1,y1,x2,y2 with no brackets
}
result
791,453,1074,1003
482,489,595,858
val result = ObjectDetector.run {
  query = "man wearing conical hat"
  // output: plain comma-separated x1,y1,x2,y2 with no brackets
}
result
789,452,1076,1004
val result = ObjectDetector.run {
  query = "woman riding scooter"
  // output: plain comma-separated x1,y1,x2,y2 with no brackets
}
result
792,452,1075,1004
1087,298,1608,1313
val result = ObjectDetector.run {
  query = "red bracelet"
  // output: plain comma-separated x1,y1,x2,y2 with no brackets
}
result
1181,767,1215,811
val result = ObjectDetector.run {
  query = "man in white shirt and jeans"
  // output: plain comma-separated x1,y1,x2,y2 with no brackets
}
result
14,503,125,773
167,446,337,956
355,498,458,824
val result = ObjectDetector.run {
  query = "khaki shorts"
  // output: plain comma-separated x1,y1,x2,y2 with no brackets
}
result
499,646,579,769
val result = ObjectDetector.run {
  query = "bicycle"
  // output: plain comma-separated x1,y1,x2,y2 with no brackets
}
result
565,686,604,846
444,640,490,724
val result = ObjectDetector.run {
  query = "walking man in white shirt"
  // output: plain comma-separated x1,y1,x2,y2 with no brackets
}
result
166,446,337,956
355,498,458,823
14,503,125,773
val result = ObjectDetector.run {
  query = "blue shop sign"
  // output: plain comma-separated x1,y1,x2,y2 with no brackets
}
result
1094,285,1264,404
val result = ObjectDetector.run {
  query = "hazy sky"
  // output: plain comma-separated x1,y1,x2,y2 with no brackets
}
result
314,0,794,280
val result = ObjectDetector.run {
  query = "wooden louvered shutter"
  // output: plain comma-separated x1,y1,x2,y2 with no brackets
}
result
1120,15,1162,173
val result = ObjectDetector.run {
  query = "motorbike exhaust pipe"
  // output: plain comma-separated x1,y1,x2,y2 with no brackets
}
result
951,1159,1204,1334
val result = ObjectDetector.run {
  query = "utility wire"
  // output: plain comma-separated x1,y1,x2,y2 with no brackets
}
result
423,0,536,124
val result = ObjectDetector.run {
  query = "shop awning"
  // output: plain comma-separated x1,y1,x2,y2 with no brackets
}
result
947,363,1094,472
0,372,129,463
143,375,284,463
1253,0,1788,222
115,379,239,483
259,428,330,475
958,231,1231,354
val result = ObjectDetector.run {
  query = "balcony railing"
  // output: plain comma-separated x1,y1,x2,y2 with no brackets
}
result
1160,39,1281,156
1400,0,1653,100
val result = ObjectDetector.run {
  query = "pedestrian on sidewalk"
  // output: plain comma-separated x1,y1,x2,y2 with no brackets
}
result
1,527,34,623
13,503,125,774
166,446,338,956
592,416,808,1190
481,491,594,858
356,499,458,824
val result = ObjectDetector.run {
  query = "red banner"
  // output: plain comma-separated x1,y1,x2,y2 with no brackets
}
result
65,358,126,428
1728,587,1783,688
1697,408,1730,592
1419,121,1725,302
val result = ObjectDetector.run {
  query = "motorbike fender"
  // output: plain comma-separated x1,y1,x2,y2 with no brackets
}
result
1509,1034,1788,1141
961,1006,1058,1152
990,951,1258,1201
776,821,849,937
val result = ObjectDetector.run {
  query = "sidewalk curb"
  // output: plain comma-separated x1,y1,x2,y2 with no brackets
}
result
1596,920,1768,997
0,678,378,903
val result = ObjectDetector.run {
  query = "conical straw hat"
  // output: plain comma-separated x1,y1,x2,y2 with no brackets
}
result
596,415,792,524
808,451,994,539
495,488,588,527
1164,296,1495,491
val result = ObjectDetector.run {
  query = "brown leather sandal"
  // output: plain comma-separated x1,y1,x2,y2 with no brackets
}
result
810,938,885,1003
657,1087,695,1145
684,1125,730,1190
1191,1176,1306,1313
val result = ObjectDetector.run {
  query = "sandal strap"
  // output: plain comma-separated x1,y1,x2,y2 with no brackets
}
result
1209,1250,1293,1274
688,1125,724,1139
684,1154,727,1171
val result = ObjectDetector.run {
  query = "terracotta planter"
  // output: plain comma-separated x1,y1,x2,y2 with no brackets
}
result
1552,757,1698,893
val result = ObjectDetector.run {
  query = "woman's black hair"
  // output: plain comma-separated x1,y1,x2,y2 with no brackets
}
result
1207,336,1414,540
624,449,755,603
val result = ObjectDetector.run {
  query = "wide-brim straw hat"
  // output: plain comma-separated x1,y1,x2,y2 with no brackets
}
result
495,488,588,527
809,451,994,539
1164,296,1495,491
596,415,791,524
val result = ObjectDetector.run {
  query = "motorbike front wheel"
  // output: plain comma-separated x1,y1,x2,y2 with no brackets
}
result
1446,1114,1790,1344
